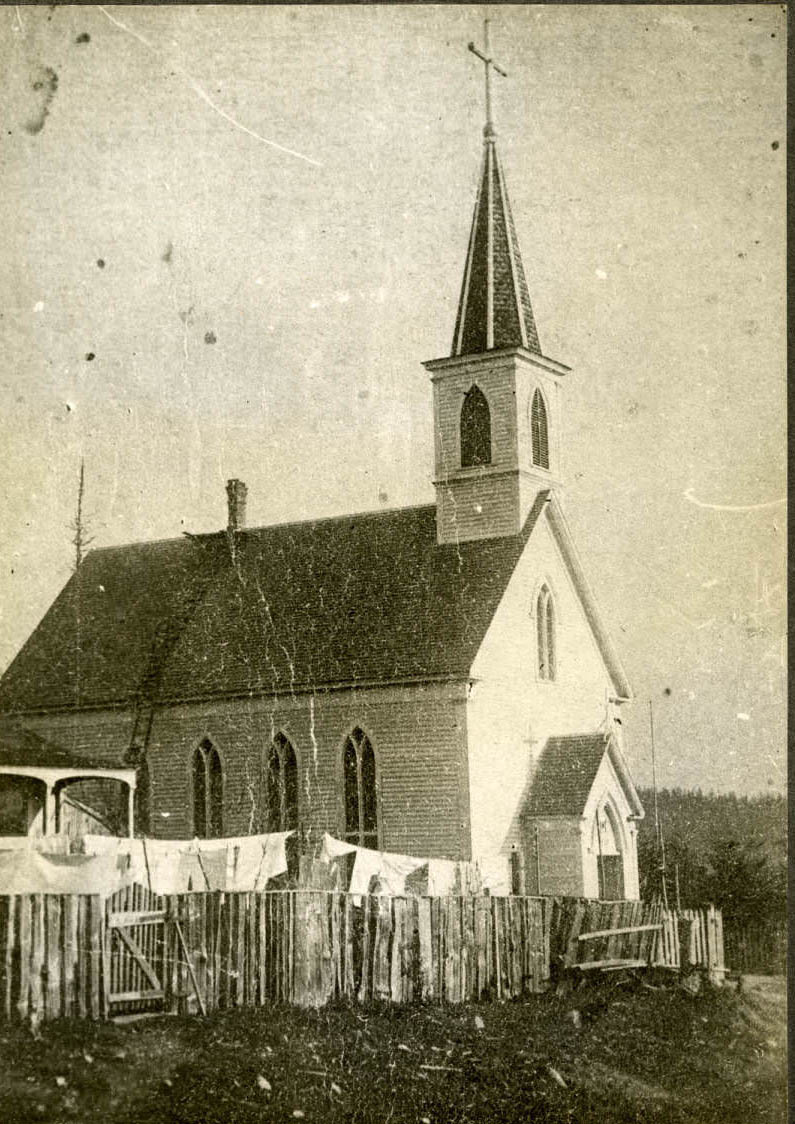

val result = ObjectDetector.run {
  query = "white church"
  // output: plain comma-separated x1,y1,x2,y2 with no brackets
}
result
0,25,643,900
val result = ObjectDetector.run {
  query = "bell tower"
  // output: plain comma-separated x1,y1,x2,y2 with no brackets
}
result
425,20,569,546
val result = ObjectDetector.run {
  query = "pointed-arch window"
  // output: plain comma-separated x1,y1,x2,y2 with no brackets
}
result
192,738,223,838
536,585,556,681
265,733,299,832
343,728,378,848
460,385,492,468
531,389,549,469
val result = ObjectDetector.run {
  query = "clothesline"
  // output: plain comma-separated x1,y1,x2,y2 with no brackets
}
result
0,831,294,896
0,831,512,898
318,834,512,897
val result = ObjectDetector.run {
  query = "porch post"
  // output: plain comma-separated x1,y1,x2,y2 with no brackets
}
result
44,783,56,836
127,782,135,838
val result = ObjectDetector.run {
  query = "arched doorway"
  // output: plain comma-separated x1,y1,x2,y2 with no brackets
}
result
591,800,625,900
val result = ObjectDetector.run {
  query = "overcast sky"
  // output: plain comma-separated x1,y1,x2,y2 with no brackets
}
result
0,5,785,796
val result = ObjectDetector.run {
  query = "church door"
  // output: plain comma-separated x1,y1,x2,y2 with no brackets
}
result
593,802,625,901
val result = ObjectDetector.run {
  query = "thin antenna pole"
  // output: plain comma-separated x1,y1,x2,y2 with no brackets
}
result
648,699,669,908
74,459,85,570
71,458,93,571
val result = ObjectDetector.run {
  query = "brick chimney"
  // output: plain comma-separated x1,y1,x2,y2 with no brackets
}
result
226,478,248,533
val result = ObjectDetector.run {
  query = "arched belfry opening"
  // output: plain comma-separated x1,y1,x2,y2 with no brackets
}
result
460,385,491,468
424,20,571,545
531,388,549,469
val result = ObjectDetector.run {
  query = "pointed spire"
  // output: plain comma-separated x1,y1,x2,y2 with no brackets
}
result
453,21,541,358
451,137,541,358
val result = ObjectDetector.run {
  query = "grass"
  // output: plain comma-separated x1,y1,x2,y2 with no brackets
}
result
0,974,785,1124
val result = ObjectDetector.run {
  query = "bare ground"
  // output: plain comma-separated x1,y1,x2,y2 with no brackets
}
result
0,972,785,1124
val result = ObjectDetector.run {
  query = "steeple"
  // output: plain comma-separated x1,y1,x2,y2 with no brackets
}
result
424,20,570,547
451,140,541,356
452,21,541,357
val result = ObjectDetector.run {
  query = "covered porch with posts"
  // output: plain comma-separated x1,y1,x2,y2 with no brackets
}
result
0,720,136,838
0,765,137,837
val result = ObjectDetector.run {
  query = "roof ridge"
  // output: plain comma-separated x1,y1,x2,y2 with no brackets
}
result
82,502,439,559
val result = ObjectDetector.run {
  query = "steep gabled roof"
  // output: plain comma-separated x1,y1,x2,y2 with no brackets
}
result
0,534,228,713
158,498,547,700
526,732,643,819
0,496,550,712
451,137,541,357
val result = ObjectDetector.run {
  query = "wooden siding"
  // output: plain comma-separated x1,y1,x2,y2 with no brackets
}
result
147,684,470,858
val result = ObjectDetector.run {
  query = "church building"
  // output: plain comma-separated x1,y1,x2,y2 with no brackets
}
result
0,30,643,900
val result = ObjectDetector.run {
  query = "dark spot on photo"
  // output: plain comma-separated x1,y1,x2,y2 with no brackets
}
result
771,140,779,150
357,389,370,399
96,259,105,269
378,491,389,503
663,687,672,697
75,32,90,44
25,66,58,135
85,352,95,362
204,331,217,345
162,242,173,264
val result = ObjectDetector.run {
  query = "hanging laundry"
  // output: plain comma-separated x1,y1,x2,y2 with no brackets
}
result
0,850,127,895
477,854,512,895
225,831,292,891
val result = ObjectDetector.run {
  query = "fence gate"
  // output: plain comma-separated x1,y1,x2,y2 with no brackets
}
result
106,885,168,1016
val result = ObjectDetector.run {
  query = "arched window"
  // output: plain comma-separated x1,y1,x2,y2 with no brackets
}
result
460,385,491,468
536,585,556,681
343,728,378,848
192,738,223,838
531,389,549,469
265,733,299,832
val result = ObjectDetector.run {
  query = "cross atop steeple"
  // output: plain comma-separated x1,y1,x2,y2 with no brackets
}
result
468,18,507,140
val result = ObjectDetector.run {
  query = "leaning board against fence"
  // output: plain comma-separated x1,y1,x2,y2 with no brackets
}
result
548,898,725,982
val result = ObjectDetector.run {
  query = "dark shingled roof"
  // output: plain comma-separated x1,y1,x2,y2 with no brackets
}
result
0,496,549,713
0,534,228,713
526,733,643,818
451,139,541,357
0,718,109,770
526,733,609,816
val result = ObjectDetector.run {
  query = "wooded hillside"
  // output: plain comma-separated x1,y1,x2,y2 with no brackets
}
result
636,788,786,924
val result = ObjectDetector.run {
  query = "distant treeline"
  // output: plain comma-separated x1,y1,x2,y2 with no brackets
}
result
636,787,786,925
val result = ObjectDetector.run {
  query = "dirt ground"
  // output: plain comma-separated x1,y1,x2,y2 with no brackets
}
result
0,972,786,1124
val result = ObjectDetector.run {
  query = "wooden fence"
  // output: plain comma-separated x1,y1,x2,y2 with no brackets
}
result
723,918,786,976
151,891,553,1014
548,899,725,983
0,890,725,1025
